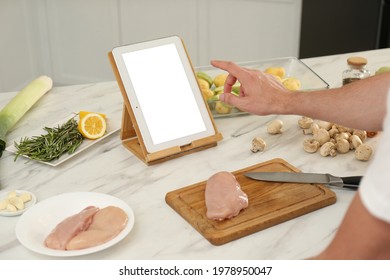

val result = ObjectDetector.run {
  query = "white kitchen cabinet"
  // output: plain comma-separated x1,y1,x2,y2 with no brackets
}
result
205,0,302,63
0,0,301,92
0,0,41,92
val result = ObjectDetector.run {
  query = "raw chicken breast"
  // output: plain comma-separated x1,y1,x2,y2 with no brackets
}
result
45,206,99,250
66,206,128,250
205,171,248,221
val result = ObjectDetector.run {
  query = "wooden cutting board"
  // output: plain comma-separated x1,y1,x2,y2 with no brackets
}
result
165,158,336,245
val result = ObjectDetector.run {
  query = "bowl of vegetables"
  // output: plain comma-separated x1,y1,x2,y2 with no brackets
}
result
195,57,329,118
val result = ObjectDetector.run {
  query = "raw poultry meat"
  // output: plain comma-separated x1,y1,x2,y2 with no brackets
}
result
44,206,99,250
66,206,128,250
205,171,248,221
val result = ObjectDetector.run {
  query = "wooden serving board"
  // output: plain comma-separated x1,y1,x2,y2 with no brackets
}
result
165,158,336,245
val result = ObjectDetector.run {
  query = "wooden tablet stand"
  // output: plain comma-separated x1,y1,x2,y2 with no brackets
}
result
108,52,222,165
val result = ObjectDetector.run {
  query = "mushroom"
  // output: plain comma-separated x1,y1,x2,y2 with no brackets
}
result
311,123,320,134
353,130,367,142
355,144,373,161
328,127,339,138
267,119,283,134
317,120,333,131
313,128,331,146
335,139,350,154
251,137,266,153
303,123,319,135
298,116,314,129
334,132,349,142
319,142,337,157
337,125,353,133
302,122,320,135
300,121,373,161
349,134,363,149
303,138,320,153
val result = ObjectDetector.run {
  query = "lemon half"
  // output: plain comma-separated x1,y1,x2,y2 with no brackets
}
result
78,113,107,140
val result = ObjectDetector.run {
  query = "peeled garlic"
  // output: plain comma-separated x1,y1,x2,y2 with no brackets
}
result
6,203,17,212
0,199,8,210
7,191,17,198
0,191,32,212
19,192,32,203
8,197,24,210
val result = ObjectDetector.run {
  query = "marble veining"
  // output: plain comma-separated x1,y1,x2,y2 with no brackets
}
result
1,49,389,260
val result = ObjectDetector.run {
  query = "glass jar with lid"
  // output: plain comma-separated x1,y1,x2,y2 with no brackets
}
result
342,56,370,85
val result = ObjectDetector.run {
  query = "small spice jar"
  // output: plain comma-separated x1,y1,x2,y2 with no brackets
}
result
342,56,370,85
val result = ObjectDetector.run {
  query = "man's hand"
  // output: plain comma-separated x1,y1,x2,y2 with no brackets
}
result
210,60,290,116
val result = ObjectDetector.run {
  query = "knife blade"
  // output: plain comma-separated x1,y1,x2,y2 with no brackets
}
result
245,172,361,189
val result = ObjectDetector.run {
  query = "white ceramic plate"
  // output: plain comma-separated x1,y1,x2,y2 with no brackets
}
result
15,192,135,257
0,190,37,217
6,114,120,166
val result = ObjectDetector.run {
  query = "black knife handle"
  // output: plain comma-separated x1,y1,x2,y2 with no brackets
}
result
341,176,362,189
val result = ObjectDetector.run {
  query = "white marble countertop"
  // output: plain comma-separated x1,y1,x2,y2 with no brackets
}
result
1,48,390,260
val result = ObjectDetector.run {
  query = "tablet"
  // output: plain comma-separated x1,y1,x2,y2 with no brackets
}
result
112,36,217,153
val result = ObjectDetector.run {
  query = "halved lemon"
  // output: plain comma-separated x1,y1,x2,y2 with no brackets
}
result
79,110,106,119
78,113,107,140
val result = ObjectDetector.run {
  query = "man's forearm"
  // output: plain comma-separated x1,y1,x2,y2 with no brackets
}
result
283,72,390,131
312,193,390,259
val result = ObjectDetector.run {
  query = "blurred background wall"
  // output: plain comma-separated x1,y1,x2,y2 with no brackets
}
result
0,0,303,92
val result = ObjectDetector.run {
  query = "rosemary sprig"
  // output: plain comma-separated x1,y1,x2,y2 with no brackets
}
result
14,117,84,162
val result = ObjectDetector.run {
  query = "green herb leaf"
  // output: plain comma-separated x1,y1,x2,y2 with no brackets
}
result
14,117,84,162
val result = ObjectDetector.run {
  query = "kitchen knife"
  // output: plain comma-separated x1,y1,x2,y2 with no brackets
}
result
245,172,361,189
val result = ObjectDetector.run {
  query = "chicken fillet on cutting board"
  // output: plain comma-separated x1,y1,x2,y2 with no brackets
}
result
205,171,248,221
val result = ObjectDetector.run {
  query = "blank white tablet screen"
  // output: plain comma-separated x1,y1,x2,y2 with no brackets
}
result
122,44,206,145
